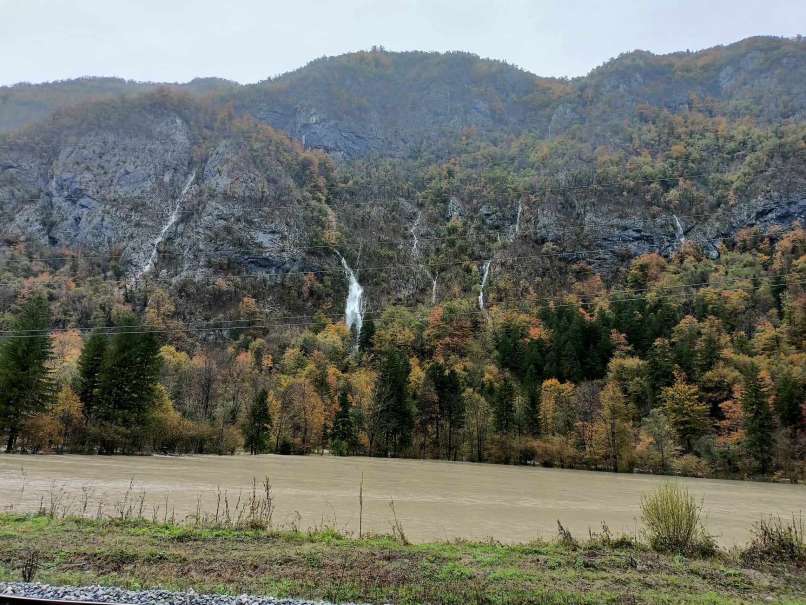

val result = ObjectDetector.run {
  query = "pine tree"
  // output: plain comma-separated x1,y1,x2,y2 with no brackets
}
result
95,314,162,450
331,390,356,455
358,317,376,353
775,368,803,431
375,347,413,455
427,363,464,459
244,389,272,454
493,377,515,434
741,364,774,475
75,331,108,421
0,295,54,452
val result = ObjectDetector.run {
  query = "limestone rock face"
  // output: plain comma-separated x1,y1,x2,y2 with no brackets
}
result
0,96,322,284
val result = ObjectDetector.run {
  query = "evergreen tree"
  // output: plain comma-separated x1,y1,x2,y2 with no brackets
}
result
493,377,515,434
0,295,54,452
75,331,108,421
358,317,376,353
741,364,774,475
427,362,464,459
331,390,356,455
95,314,162,450
375,347,413,455
647,337,675,406
244,389,272,454
775,368,803,431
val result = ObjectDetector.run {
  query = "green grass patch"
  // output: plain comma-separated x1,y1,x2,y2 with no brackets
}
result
0,513,803,605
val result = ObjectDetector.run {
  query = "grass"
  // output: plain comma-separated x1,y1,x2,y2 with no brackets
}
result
1,514,804,605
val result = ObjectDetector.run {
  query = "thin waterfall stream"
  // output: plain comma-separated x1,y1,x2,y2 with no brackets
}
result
478,259,492,312
673,214,686,244
136,170,196,280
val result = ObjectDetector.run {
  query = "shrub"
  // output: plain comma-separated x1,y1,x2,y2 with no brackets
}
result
672,454,711,478
535,435,580,468
742,514,804,566
640,483,716,556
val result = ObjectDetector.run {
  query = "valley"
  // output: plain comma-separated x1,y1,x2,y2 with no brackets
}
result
0,28,805,605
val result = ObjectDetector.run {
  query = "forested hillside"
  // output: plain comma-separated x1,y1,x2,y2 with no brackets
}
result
0,36,803,479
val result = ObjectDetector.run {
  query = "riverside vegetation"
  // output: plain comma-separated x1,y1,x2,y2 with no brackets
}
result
0,225,804,479
0,483,803,605
0,37,805,478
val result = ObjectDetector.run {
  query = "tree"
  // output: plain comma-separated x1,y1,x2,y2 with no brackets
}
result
464,388,491,462
374,347,413,455
358,317,376,353
75,331,108,420
660,372,710,452
51,385,84,453
647,338,675,406
425,362,464,459
593,382,634,472
540,378,576,436
740,364,774,475
244,389,272,454
0,295,54,452
331,390,357,455
775,363,804,432
94,314,162,451
640,409,678,471
492,376,515,434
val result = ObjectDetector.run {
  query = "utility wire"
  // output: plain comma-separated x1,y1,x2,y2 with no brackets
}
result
1,273,800,338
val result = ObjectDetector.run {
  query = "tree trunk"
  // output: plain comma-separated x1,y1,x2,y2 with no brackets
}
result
6,427,18,453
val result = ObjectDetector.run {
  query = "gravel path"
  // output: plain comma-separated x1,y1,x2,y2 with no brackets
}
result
0,583,366,605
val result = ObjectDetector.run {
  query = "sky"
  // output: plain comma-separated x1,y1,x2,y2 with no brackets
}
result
1,0,804,86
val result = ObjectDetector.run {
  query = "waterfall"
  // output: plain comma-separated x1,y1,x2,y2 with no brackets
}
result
136,170,195,279
410,212,421,258
337,252,364,339
410,211,438,304
478,260,492,312
514,200,523,237
673,214,686,244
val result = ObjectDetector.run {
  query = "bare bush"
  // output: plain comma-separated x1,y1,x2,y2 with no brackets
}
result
742,514,804,566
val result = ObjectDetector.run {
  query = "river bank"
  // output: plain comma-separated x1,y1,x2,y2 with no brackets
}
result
1,514,804,605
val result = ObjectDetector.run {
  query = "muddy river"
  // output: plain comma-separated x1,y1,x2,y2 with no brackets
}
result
0,454,802,545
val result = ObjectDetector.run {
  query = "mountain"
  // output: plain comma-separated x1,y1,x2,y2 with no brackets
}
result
0,76,238,134
3,37,803,158
0,36,804,324
0,91,349,317
234,36,806,157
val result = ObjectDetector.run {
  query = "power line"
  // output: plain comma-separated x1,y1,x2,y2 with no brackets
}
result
0,246,728,287
1,273,799,338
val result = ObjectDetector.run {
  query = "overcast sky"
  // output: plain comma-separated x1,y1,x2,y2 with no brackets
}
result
1,0,803,86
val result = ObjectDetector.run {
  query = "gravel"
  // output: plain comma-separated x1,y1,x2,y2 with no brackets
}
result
0,583,368,605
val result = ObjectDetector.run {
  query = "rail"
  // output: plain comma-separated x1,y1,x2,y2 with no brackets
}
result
0,596,133,605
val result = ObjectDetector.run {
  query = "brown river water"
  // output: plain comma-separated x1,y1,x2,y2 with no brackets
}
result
0,454,803,545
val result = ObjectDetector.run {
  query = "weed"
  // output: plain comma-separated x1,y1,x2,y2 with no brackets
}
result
742,514,804,566
640,483,715,556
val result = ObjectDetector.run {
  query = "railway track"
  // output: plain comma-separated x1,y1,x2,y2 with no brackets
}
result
0,596,132,605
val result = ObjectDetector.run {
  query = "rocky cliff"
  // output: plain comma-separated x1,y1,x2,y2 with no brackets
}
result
0,38,804,320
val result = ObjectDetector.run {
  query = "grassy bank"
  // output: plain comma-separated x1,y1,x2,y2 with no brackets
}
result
0,514,803,605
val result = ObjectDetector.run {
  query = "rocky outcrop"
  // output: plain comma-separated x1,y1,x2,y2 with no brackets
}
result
0,95,325,285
